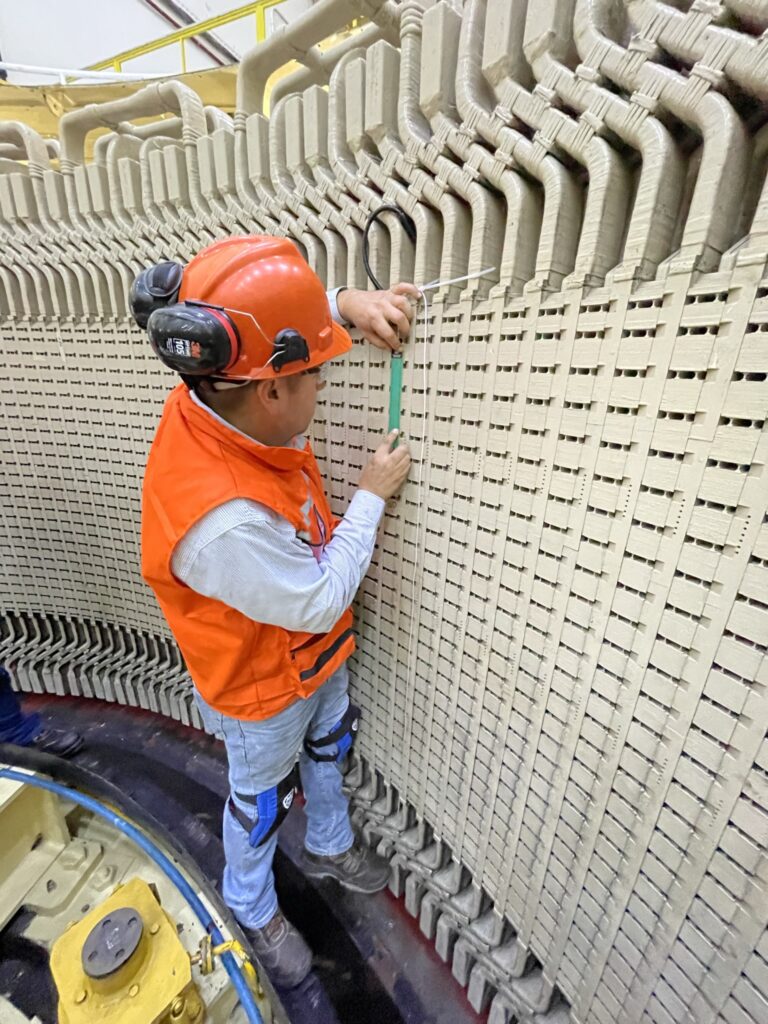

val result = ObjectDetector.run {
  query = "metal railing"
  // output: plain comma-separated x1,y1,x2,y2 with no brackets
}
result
85,0,288,75
0,61,173,84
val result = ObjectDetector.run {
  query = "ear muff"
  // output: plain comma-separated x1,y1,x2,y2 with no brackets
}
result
147,303,240,376
129,261,184,328
271,329,311,373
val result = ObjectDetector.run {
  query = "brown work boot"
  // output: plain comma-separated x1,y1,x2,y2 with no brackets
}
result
245,910,312,989
301,840,391,894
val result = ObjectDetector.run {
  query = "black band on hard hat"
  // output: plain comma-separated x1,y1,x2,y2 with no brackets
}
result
270,329,311,373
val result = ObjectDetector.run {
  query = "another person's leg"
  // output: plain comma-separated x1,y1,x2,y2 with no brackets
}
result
0,666,82,757
299,664,390,892
196,691,315,988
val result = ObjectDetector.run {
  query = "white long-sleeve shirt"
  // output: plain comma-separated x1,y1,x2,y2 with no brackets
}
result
171,291,384,632
171,474,384,634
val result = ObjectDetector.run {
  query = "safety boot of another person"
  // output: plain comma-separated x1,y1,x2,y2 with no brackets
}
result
245,909,312,989
33,727,85,759
301,840,390,893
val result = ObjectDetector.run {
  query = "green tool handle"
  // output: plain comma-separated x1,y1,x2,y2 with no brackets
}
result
388,352,403,444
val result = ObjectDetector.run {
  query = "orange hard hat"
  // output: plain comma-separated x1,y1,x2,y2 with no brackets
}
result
137,236,352,382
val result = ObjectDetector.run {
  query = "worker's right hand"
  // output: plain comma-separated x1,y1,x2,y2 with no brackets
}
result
359,430,412,500
337,284,420,352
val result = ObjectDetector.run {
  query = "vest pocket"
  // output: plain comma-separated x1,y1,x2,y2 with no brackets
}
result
298,627,354,683
290,626,354,698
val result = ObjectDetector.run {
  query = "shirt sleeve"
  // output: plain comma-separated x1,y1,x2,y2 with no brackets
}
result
326,287,349,326
171,490,385,635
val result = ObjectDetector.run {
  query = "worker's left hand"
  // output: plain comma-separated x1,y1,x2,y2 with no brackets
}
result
337,283,421,352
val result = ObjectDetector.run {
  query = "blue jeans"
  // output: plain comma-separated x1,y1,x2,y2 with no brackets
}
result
195,664,354,930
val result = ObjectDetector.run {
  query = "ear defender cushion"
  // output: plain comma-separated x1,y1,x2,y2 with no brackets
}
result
130,261,184,328
147,304,240,376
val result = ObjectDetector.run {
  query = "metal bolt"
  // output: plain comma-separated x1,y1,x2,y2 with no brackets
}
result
60,841,87,869
129,984,140,997
149,922,160,935
170,996,185,1018
75,990,87,1004
93,865,116,891
189,999,203,1020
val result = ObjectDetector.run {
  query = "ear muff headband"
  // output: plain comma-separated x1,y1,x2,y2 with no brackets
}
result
147,303,240,376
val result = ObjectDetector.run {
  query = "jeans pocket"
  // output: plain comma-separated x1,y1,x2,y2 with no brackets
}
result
194,690,225,740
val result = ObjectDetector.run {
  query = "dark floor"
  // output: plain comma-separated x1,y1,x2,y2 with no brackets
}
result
7,693,484,1024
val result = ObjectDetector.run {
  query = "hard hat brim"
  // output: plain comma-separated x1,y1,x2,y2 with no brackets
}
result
325,321,354,362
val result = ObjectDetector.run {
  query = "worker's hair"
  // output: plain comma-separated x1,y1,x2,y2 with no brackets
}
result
192,377,256,414
191,372,305,414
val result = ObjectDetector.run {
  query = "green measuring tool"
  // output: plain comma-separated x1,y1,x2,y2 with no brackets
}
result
388,351,404,445
360,203,417,451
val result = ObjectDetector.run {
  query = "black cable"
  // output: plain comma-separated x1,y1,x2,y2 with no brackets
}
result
362,205,417,290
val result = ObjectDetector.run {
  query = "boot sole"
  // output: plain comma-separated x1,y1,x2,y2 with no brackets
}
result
301,864,390,894
264,959,313,990
246,940,313,990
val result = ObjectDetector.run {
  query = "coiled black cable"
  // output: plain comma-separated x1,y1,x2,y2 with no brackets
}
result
361,204,417,290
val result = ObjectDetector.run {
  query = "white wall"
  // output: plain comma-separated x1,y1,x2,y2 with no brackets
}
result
0,0,314,82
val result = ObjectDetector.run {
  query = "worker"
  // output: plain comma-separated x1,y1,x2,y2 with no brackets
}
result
135,236,417,989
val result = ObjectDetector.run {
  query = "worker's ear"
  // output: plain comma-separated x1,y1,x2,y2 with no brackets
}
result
253,376,285,409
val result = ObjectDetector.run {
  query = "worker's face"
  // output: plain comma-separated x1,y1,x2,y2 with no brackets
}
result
276,366,326,441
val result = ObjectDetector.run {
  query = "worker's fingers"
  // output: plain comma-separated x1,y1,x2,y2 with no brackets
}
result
389,439,411,459
389,294,416,320
385,308,412,339
383,451,410,472
377,429,400,454
383,333,403,352
387,446,411,472
376,435,411,463
373,314,399,350
363,332,394,352
360,432,410,498
391,450,412,481
391,282,421,301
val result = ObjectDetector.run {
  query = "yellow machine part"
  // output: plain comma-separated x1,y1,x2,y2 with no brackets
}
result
50,877,202,1024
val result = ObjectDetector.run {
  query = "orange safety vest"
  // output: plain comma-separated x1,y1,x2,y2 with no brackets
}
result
141,384,355,720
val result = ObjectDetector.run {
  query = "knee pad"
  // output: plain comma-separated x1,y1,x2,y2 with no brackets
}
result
228,764,299,848
303,703,360,763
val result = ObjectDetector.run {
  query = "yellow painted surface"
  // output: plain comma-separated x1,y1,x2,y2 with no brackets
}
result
52,877,196,1024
